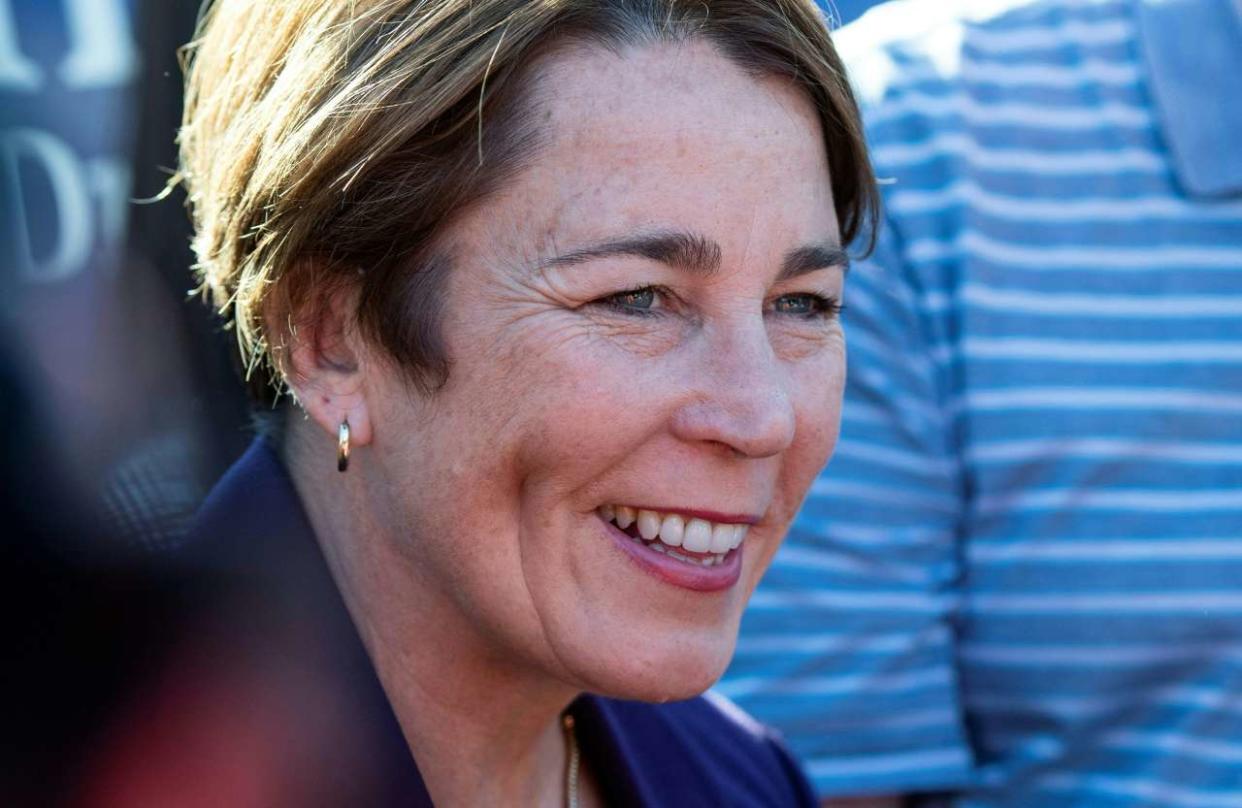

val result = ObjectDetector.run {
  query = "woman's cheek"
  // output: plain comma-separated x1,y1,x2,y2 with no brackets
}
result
768,317,845,364
501,333,664,460
584,314,691,360
791,351,846,470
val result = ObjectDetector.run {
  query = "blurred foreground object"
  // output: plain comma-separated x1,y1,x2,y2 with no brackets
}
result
1,1,260,803
0,0,246,548
726,0,1242,804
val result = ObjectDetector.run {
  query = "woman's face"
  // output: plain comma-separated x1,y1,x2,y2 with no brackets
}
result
360,40,845,700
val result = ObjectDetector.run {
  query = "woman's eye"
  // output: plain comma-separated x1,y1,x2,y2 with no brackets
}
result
771,293,842,319
597,286,660,315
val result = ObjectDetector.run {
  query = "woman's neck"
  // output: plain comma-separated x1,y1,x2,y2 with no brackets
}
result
283,419,579,806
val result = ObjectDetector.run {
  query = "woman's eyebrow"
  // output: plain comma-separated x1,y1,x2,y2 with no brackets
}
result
541,230,847,279
778,243,850,281
542,230,722,275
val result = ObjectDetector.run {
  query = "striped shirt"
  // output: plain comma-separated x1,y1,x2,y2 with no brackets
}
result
721,0,1242,805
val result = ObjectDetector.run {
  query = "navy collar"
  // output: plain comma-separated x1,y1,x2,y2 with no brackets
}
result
1135,0,1242,197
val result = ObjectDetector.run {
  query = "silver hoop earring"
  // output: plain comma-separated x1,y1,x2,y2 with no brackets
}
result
337,418,350,473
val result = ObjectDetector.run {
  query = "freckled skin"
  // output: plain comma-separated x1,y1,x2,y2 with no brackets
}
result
358,40,845,701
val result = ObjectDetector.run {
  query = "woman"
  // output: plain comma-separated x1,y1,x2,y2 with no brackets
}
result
180,0,876,805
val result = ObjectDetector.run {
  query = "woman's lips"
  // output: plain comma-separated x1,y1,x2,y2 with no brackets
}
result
599,514,743,592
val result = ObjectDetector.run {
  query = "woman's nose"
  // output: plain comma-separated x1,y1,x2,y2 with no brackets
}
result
669,324,797,459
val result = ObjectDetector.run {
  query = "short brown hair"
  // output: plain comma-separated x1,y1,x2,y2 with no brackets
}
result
178,0,878,404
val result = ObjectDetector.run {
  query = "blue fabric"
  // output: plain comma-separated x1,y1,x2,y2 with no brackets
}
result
722,0,1242,804
191,438,817,807
1136,0,1242,196
814,0,886,27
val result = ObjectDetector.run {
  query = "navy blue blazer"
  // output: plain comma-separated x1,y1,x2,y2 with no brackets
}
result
188,438,816,807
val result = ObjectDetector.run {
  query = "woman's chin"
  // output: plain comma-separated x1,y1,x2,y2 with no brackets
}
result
568,636,735,703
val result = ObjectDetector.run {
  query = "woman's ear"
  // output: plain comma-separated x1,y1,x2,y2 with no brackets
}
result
279,283,374,451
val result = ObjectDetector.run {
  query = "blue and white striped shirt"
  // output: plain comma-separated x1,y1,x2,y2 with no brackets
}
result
722,0,1242,805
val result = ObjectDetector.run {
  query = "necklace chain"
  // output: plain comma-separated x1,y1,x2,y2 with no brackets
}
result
562,713,580,808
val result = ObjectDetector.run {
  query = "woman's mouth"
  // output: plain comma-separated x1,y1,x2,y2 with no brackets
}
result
596,504,749,591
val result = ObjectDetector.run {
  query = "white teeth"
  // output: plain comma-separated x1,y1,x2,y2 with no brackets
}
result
637,510,661,541
732,525,748,549
598,504,751,566
659,514,685,547
667,549,727,566
711,523,736,554
667,549,693,564
683,519,713,553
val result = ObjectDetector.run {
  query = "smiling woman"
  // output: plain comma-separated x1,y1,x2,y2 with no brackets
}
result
178,1,876,805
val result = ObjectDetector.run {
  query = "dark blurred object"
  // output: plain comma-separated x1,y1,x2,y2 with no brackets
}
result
0,1,255,804
0,340,407,806
0,327,202,805
65,441,431,808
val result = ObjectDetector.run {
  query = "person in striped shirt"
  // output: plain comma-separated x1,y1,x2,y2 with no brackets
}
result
722,0,1242,805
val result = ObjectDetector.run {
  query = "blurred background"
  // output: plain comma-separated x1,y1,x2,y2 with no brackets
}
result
0,0,879,804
